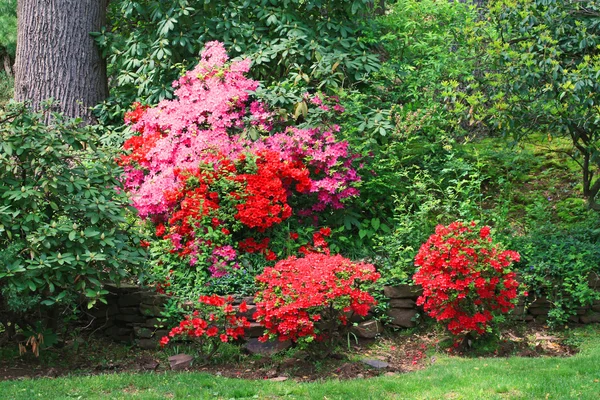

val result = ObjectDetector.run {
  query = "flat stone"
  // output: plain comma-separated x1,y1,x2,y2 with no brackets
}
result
269,376,288,382
589,272,600,289
145,318,167,329
118,293,143,307
169,354,194,370
383,285,422,299
133,326,154,339
116,314,147,323
138,338,159,350
361,358,389,369
389,299,416,309
105,283,140,294
580,312,600,324
235,304,257,320
576,307,589,316
350,320,384,339
568,315,580,323
592,302,600,313
244,338,291,356
387,308,418,328
528,297,551,307
528,307,550,316
120,306,141,315
140,292,170,306
246,322,265,338
140,303,164,317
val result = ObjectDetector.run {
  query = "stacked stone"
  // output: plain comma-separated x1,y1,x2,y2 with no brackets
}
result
89,284,169,349
384,285,422,328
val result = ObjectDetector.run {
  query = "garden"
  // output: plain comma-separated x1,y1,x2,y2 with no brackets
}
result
1,0,600,398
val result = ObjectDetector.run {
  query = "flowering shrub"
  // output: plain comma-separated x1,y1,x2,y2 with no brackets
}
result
160,295,250,359
413,221,521,336
253,253,380,350
118,41,360,295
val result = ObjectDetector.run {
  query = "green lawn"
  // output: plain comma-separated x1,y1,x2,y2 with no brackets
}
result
2,326,600,399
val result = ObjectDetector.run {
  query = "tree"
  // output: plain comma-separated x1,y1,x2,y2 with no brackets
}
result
14,0,108,121
453,0,600,210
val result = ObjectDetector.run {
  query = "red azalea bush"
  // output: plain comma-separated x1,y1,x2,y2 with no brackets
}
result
413,221,521,336
253,253,380,350
160,295,250,358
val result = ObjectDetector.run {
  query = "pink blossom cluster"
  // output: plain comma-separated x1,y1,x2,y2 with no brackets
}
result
120,41,359,219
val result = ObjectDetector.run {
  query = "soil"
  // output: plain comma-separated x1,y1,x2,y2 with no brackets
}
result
0,324,578,383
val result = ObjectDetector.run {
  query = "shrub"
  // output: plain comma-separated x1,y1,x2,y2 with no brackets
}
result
0,102,147,334
120,42,360,298
160,294,250,359
253,253,380,352
509,222,600,327
413,221,520,337
94,0,380,123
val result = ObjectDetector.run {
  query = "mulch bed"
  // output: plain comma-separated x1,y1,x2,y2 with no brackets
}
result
0,324,578,382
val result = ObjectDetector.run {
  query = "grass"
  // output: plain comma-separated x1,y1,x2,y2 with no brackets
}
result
1,326,600,399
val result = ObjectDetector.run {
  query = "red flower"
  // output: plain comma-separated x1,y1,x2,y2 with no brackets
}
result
290,232,299,240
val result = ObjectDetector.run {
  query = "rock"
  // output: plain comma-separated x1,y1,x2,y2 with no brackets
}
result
361,358,389,369
580,312,600,324
528,297,551,308
387,308,418,328
576,307,589,316
139,359,160,371
116,314,146,323
528,307,550,316
145,318,167,329
105,283,140,294
383,285,422,299
133,326,154,339
235,304,257,320
89,304,119,319
568,315,580,323
169,354,194,371
246,322,265,338
138,338,159,350
592,301,600,313
140,292,170,306
120,306,140,315
244,338,291,356
269,376,288,382
384,372,397,377
140,303,164,317
350,320,384,339
589,272,600,289
389,299,416,309
118,293,143,307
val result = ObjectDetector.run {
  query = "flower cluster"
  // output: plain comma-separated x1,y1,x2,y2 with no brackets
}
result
253,253,380,345
118,42,360,289
160,295,250,358
413,221,521,336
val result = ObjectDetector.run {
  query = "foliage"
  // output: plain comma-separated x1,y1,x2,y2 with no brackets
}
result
0,102,147,332
160,295,250,359
94,0,380,123
508,217,600,327
120,42,359,298
0,0,16,59
254,253,379,352
449,0,600,209
413,221,521,337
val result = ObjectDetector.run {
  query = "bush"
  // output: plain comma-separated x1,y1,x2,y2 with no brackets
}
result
509,222,600,327
120,42,360,298
160,294,250,359
0,102,147,334
253,253,379,352
94,0,380,123
413,221,521,337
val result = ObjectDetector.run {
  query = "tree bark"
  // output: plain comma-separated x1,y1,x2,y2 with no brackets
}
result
14,0,108,122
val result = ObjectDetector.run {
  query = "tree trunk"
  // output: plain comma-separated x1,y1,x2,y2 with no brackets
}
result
14,0,108,122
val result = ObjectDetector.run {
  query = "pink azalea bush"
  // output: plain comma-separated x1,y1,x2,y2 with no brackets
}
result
119,42,360,292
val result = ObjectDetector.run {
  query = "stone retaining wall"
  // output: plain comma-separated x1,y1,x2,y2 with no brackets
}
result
90,283,600,349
